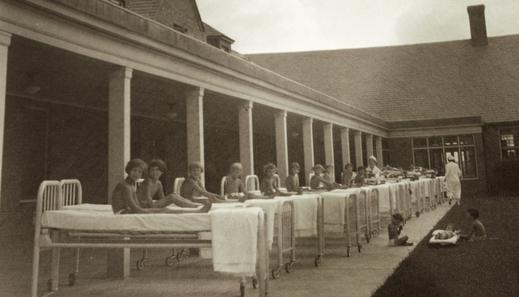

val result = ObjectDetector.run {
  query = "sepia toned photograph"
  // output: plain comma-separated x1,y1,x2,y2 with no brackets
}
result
0,0,518,296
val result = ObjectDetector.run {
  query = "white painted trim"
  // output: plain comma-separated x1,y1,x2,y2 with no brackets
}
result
0,0,388,136
389,125,482,138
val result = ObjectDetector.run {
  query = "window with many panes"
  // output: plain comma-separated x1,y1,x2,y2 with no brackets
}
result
412,135,478,179
500,128,519,160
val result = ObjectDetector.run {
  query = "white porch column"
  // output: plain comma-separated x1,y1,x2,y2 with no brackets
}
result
353,130,363,168
0,31,11,207
302,117,314,186
323,123,334,180
366,134,374,160
340,128,351,167
239,101,254,176
108,67,132,201
107,66,132,279
186,87,205,180
274,110,288,184
375,135,384,167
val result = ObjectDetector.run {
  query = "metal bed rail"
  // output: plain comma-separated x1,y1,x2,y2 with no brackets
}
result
31,180,269,297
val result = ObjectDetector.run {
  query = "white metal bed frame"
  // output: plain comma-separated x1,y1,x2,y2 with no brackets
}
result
31,180,269,297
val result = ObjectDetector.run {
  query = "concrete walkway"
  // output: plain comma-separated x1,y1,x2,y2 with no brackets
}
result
1,204,452,297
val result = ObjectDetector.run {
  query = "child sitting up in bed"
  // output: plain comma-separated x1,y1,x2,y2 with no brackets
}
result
388,213,413,246
138,159,202,209
353,166,366,187
111,159,211,214
260,163,292,198
461,208,487,241
310,164,338,190
323,165,341,190
223,162,248,201
285,162,303,194
180,161,226,203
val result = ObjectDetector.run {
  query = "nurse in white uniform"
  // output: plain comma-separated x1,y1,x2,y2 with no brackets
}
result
367,156,382,177
444,155,462,205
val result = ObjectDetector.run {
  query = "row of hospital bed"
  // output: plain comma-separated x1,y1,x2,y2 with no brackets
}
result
30,176,446,297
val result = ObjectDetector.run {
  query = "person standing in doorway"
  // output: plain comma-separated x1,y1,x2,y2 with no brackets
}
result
445,155,462,205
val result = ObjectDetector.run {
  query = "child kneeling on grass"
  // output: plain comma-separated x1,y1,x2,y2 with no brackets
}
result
388,213,414,246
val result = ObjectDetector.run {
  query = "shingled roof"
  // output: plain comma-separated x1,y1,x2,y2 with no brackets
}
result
248,35,519,123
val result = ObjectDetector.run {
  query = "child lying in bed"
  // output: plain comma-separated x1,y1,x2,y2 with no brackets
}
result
111,159,211,214
388,213,414,246
138,159,203,209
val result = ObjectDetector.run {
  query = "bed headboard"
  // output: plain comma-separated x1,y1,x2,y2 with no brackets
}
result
36,180,63,215
60,179,83,206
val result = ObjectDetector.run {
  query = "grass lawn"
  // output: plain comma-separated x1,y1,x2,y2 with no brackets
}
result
372,196,519,297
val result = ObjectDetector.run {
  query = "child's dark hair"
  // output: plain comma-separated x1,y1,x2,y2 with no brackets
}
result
125,159,147,174
263,163,277,174
392,213,404,222
357,166,365,172
290,162,300,170
467,208,479,219
148,159,167,173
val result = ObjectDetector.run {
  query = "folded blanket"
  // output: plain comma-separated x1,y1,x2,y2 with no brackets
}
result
211,207,263,276
322,189,360,234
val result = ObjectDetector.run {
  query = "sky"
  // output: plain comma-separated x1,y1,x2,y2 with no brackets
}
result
197,0,519,54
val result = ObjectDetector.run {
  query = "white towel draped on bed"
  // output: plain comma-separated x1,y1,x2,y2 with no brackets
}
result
210,206,263,276
244,199,281,248
275,193,319,237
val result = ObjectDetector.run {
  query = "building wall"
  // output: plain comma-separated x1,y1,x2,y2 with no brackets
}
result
126,0,205,41
483,122,519,195
387,134,488,198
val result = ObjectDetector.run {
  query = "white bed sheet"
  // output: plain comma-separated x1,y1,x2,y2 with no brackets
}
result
42,208,211,232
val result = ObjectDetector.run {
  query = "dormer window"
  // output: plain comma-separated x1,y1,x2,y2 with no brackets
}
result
105,0,126,7
173,24,188,34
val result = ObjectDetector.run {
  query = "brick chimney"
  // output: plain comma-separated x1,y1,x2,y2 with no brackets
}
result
467,5,488,46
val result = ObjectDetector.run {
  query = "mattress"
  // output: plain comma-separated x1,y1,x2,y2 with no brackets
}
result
428,230,460,245
42,208,211,232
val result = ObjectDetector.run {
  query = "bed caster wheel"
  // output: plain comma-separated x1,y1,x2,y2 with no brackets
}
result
47,279,52,292
285,261,295,273
240,283,245,297
271,267,281,279
252,277,258,289
165,255,176,267
136,259,146,271
365,234,370,244
68,273,76,286
314,255,322,267
358,245,362,253
346,247,351,257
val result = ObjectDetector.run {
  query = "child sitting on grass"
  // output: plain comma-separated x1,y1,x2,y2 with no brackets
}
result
461,208,487,241
388,213,414,246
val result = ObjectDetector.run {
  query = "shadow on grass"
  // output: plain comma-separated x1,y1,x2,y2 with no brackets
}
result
372,196,519,297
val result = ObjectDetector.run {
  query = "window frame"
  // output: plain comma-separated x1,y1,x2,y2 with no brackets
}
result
499,126,519,161
412,135,479,180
